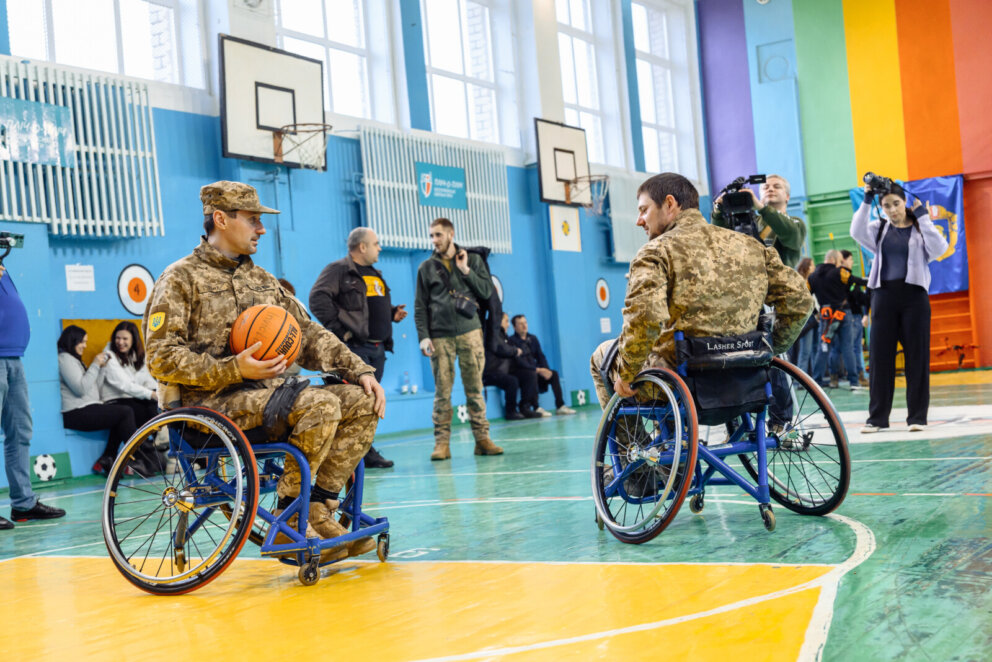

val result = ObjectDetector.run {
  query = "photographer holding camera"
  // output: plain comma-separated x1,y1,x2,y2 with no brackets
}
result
0,234,66,528
851,174,948,432
712,174,807,268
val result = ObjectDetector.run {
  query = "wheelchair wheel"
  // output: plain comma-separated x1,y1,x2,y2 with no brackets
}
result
738,358,850,516
591,368,698,544
102,408,260,595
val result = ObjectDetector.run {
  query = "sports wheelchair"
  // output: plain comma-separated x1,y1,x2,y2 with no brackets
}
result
101,382,390,595
592,320,850,544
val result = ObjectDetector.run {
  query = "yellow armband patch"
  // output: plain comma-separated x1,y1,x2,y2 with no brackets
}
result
148,311,166,333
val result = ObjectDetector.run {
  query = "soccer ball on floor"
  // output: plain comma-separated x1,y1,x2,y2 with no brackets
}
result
456,405,469,423
33,454,57,481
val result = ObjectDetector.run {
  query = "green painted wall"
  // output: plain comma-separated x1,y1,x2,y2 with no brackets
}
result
806,193,865,276
793,0,857,196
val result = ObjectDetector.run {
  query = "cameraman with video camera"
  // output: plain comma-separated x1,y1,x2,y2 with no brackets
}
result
0,233,66,529
851,174,948,433
712,174,806,268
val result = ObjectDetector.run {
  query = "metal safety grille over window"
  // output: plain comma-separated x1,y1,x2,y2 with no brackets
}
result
0,56,165,237
359,125,511,253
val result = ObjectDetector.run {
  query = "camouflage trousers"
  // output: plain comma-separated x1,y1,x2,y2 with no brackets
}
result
194,383,378,497
430,328,489,444
589,339,671,408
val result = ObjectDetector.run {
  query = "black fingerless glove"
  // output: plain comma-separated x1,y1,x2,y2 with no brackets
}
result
863,189,875,205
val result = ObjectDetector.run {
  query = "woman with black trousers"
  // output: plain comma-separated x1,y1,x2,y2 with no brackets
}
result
57,325,146,475
851,183,948,433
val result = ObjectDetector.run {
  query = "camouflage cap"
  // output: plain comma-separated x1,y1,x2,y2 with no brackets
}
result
200,181,280,215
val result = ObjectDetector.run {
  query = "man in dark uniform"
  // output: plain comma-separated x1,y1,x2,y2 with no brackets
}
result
309,227,408,468
143,181,386,560
509,315,575,416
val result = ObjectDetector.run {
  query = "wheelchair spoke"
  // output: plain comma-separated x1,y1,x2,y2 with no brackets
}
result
126,507,168,567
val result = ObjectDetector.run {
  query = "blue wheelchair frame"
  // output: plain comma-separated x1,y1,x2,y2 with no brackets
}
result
169,431,389,570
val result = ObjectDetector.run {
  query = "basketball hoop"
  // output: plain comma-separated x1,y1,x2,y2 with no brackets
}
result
564,174,610,216
273,123,333,170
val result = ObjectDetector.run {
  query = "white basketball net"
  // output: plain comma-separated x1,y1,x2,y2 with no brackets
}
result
276,123,332,170
567,175,610,216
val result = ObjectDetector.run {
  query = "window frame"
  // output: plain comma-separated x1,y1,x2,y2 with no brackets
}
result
274,0,378,121
420,0,504,145
9,0,204,89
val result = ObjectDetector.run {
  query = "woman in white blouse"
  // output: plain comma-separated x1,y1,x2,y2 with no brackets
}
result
57,325,150,475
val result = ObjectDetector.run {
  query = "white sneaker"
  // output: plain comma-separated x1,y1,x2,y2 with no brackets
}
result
535,407,552,418
861,424,884,434
908,424,926,432
556,405,577,415
849,384,866,392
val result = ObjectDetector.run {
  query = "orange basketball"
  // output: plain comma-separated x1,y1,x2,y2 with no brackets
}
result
229,304,302,365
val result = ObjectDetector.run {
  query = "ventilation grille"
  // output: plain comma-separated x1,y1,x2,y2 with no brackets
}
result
359,125,511,253
0,56,164,236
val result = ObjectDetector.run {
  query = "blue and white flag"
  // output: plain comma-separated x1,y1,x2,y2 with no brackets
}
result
849,174,967,295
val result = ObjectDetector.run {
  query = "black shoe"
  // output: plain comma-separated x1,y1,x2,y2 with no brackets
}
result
364,446,394,469
505,411,525,420
0,515,13,530
11,501,66,522
520,407,542,419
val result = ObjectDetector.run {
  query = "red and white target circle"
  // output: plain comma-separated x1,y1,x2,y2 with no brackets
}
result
595,278,610,309
117,264,154,316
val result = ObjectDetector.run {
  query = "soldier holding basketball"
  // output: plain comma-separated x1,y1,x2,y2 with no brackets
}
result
143,181,386,558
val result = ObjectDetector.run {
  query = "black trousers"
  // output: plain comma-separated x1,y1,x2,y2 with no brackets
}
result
483,372,521,414
62,403,137,459
103,397,162,469
348,341,387,382
538,369,566,409
510,368,541,410
868,280,931,426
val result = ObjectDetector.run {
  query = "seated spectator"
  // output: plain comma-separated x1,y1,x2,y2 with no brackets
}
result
57,325,151,475
99,321,163,471
509,314,576,416
483,313,541,420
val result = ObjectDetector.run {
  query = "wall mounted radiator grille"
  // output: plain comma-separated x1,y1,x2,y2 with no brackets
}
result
0,56,164,237
359,125,511,253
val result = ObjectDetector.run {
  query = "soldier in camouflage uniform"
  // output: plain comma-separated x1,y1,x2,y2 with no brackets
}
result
142,181,386,559
414,218,503,460
590,173,813,405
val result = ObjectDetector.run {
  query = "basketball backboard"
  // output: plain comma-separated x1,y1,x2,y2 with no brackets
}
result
219,35,326,169
534,118,591,205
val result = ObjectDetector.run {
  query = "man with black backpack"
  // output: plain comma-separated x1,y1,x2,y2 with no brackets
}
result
414,218,504,461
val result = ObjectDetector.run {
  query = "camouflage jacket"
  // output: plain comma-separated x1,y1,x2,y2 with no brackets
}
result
616,209,813,383
143,238,374,404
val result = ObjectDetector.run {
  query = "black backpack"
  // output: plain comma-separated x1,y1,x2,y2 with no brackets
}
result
464,245,503,353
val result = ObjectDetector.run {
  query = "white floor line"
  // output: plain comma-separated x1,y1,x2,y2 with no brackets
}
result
408,508,874,662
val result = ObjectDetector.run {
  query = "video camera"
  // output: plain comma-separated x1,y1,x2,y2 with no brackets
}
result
0,231,25,265
719,174,766,240
863,171,897,196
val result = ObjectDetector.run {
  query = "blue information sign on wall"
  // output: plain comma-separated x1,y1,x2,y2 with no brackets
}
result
0,97,76,167
415,161,467,210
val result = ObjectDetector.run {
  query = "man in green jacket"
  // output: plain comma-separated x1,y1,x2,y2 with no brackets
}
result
414,218,503,461
711,174,806,268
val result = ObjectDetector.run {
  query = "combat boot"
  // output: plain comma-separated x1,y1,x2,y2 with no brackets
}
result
474,438,503,456
309,500,375,559
431,442,451,461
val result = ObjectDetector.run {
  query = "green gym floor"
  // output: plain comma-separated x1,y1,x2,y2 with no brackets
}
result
2,375,991,661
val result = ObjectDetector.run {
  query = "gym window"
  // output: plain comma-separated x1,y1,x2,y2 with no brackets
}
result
275,0,391,121
631,0,703,183
556,0,625,167
421,0,505,145
4,0,206,89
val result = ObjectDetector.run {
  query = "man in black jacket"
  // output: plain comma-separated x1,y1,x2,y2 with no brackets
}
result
509,314,576,416
309,227,407,468
483,313,541,420
807,250,864,391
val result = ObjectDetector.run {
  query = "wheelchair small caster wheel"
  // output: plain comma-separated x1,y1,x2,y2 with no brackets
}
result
174,548,186,572
298,559,320,586
689,494,704,514
595,512,604,531
759,504,775,532
376,533,389,562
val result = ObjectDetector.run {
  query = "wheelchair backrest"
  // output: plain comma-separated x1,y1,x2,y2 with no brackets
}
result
674,313,774,426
